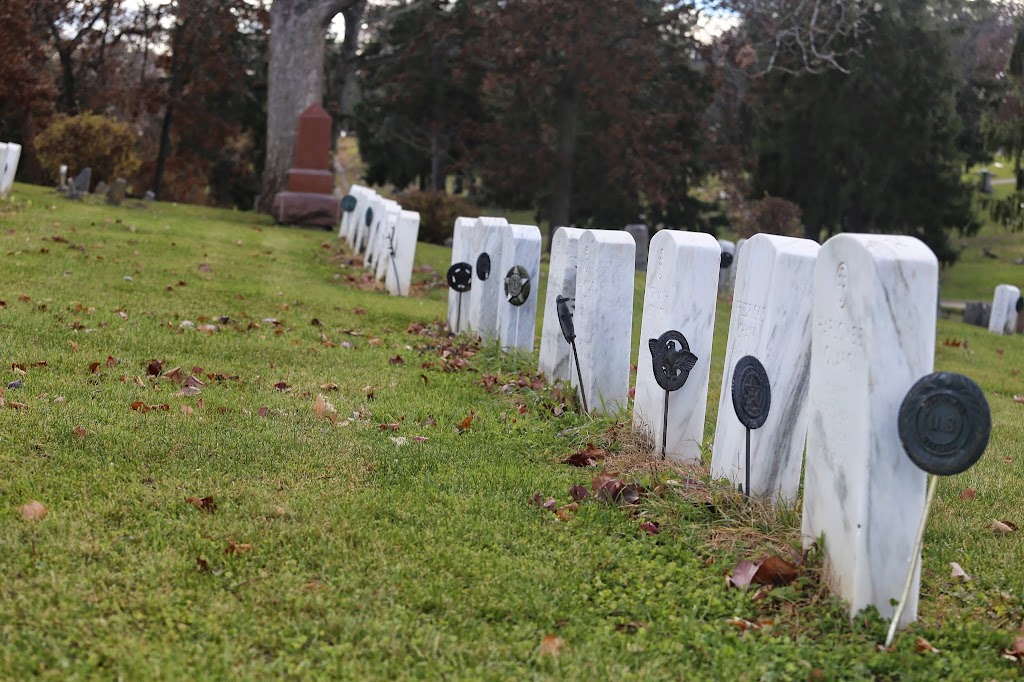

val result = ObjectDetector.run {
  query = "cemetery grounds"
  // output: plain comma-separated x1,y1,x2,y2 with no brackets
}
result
0,183,1022,680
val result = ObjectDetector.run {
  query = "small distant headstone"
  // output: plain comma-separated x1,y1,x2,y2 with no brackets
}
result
447,217,477,333
711,234,819,503
571,230,635,414
717,239,735,293
802,233,938,629
988,284,1021,335
143,190,155,201
962,301,990,328
633,230,720,463
497,224,542,351
59,165,68,189
106,178,127,206
74,167,92,194
95,180,110,196
539,227,585,380
385,210,420,297
979,169,993,194
467,217,509,341
624,224,649,271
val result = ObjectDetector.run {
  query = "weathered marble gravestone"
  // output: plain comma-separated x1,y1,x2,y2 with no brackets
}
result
59,164,68,190
106,178,127,206
987,284,1021,335
447,217,477,333
717,238,735,293
496,224,542,351
375,201,403,282
359,194,385,257
339,184,368,242
802,234,938,629
467,217,508,341
728,237,747,293
710,234,819,502
633,230,720,463
271,103,340,228
70,167,92,198
0,143,21,199
95,180,110,196
539,227,585,380
385,210,420,297
625,224,649,271
572,230,635,414
962,301,991,328
354,192,379,255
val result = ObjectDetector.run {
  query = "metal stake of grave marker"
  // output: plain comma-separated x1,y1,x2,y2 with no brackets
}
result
885,475,938,648
883,371,991,648
731,355,771,500
388,229,402,297
661,388,669,460
556,295,588,414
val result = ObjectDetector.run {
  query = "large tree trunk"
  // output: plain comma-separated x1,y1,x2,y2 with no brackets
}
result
259,0,358,212
547,74,580,249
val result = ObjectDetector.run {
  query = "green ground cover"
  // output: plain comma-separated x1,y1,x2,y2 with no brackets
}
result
0,183,1022,680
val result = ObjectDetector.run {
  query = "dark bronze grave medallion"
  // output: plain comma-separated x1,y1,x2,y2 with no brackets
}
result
476,253,491,281
447,263,472,292
556,295,576,343
720,251,734,269
731,355,771,429
1017,296,1023,314
649,331,697,392
504,266,530,306
898,372,990,476
341,195,357,212
365,206,374,227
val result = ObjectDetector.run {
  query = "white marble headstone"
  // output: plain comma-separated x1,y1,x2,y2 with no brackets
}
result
348,188,374,248
354,193,380,256
375,202,403,281
539,227,585,381
385,210,420,297
448,217,478,333
728,237,747,293
339,184,368,241
633,230,720,463
717,238,735,293
802,233,937,629
710,234,819,502
496,224,542,351
0,145,8,198
573,230,635,414
467,217,509,341
987,284,1021,335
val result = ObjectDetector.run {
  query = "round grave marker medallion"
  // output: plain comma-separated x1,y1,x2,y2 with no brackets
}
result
341,195,357,212
447,262,472,292
1017,296,1023,314
731,355,771,429
504,266,531,306
649,331,697,392
898,372,990,476
720,251,734,269
556,295,576,343
365,206,374,227
476,253,491,281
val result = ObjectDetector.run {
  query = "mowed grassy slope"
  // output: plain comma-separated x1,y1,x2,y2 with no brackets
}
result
0,183,1022,680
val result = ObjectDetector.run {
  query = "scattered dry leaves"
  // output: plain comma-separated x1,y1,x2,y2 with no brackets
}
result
185,496,217,513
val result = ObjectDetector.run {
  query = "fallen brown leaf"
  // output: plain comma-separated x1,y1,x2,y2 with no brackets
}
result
960,488,976,500
915,636,940,654
1003,635,1024,661
313,393,336,418
130,400,150,412
17,500,47,521
388,355,404,365
456,411,476,433
185,496,217,512
950,562,971,581
639,521,661,535
727,560,761,590
225,540,253,555
73,426,86,438
539,635,564,658
196,557,210,572
992,519,1018,534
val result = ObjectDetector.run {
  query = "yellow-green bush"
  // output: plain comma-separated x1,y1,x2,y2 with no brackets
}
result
396,190,480,244
35,114,140,190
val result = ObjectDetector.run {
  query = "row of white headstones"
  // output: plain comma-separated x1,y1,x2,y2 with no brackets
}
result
336,185,421,297
0,142,22,200
434,219,944,631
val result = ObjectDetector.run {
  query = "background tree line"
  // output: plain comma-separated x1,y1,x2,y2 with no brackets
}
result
1,0,1022,263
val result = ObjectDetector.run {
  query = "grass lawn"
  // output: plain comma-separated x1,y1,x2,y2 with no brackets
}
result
1,183,1023,680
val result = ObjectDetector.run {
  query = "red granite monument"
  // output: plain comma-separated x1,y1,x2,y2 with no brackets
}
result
271,103,340,228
